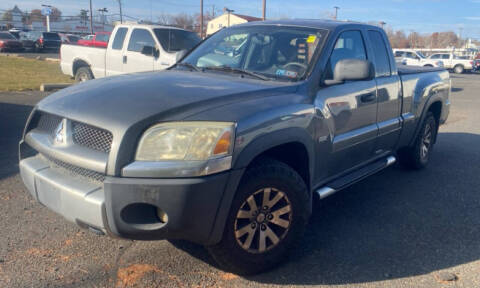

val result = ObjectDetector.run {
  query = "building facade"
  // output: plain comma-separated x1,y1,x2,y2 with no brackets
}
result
207,13,262,35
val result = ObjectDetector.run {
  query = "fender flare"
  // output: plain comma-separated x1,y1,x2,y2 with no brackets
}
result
207,127,316,245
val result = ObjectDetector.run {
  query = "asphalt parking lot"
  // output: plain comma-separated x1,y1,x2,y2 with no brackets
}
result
0,74,479,288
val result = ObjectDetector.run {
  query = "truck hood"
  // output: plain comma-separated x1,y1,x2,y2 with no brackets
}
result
37,70,297,130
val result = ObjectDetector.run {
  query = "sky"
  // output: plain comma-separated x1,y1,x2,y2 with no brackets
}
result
2,0,480,39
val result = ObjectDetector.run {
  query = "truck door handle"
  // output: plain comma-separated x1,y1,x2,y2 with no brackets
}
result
123,56,127,64
360,93,376,103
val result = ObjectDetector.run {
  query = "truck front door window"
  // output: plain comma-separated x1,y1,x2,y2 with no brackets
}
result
128,29,156,53
326,30,367,80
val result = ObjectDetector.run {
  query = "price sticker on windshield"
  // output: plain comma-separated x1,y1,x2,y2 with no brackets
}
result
307,35,317,43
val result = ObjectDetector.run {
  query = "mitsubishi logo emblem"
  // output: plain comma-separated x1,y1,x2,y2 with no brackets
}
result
54,119,67,144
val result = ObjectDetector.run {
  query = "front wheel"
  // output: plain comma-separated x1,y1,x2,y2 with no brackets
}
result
75,67,93,82
454,65,464,74
207,158,309,275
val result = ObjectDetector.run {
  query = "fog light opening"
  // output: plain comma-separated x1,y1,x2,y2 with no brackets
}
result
157,208,168,224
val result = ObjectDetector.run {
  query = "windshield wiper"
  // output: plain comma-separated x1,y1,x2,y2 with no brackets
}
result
203,66,270,81
176,62,201,72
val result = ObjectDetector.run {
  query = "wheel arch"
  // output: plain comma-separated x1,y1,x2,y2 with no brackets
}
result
208,128,315,245
72,58,92,76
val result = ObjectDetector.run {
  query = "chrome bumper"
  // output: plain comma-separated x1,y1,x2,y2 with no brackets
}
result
19,155,106,233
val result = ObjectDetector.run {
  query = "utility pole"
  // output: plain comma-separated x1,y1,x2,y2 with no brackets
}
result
98,8,108,31
117,0,123,24
262,0,266,20
379,21,386,29
200,0,204,38
224,7,234,27
212,5,215,17
89,0,94,34
334,6,339,20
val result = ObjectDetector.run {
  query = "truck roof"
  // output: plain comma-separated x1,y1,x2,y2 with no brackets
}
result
115,23,191,31
238,19,379,31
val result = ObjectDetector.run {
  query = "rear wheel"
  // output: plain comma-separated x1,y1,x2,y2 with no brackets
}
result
207,158,309,275
454,64,464,74
75,67,93,82
398,112,437,169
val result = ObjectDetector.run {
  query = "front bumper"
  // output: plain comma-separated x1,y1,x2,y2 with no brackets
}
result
20,154,232,244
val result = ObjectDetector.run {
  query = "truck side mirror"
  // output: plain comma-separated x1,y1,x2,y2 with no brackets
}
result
324,59,374,86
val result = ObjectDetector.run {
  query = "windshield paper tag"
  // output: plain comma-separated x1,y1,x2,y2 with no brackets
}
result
307,35,317,43
276,69,298,78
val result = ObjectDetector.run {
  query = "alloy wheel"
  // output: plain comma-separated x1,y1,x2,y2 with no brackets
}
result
234,187,292,254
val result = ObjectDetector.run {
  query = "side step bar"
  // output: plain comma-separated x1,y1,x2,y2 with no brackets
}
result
316,155,396,200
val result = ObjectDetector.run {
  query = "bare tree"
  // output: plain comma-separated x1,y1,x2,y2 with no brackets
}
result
157,12,173,25
171,13,195,30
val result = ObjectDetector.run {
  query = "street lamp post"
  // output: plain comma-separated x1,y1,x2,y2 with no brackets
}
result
380,21,386,29
334,6,340,20
41,4,52,32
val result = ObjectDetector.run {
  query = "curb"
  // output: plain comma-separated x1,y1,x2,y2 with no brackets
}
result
40,83,72,92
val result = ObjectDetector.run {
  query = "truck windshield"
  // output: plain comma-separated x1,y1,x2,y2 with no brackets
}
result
181,25,328,81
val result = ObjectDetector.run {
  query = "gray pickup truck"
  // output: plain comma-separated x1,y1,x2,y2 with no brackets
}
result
19,20,450,274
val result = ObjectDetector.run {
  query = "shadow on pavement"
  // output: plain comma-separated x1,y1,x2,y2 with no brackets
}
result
173,132,480,285
0,102,33,179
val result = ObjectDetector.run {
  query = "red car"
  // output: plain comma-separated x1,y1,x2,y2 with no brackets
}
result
0,32,24,52
77,32,111,48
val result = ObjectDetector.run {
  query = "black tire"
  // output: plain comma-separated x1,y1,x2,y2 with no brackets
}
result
75,67,94,82
454,64,464,74
207,158,309,275
398,112,437,169
424,64,433,67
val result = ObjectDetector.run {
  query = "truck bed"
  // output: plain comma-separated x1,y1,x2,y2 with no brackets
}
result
60,44,106,78
397,65,446,75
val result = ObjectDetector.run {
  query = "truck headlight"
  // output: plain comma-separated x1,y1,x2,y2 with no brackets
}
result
136,122,235,161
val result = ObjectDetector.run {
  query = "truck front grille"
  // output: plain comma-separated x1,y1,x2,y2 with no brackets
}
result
72,122,113,153
33,112,113,153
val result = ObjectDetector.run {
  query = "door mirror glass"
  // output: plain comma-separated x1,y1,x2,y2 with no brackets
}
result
324,59,374,85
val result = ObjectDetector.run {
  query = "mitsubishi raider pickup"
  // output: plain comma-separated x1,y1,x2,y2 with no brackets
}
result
19,20,450,275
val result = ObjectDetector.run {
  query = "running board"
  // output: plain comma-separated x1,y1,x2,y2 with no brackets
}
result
316,156,396,199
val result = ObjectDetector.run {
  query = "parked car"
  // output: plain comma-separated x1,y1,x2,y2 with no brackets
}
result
77,32,111,48
20,20,450,275
60,24,201,81
428,53,474,74
473,59,480,72
393,49,444,67
19,31,62,52
59,33,80,45
0,32,23,52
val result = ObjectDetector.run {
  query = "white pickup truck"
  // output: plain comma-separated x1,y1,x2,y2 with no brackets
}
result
393,49,444,68
428,53,473,74
60,24,201,81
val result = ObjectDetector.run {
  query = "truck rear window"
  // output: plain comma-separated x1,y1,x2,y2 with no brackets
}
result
43,33,60,40
154,29,201,53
